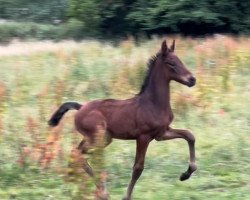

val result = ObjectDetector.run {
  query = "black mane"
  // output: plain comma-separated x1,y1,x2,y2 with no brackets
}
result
138,53,160,94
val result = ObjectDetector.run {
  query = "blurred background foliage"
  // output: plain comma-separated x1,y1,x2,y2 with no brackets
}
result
0,0,250,42
0,0,250,199
0,36,250,199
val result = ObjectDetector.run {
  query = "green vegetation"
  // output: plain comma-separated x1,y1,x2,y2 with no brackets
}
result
0,36,250,199
0,0,68,23
0,0,250,42
69,0,250,36
0,20,85,43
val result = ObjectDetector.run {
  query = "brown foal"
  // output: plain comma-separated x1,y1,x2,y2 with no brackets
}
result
48,40,197,200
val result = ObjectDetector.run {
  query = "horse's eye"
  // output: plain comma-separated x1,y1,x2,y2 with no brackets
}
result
166,62,178,73
165,61,175,66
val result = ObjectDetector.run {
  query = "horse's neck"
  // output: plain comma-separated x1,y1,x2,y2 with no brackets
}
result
140,66,171,111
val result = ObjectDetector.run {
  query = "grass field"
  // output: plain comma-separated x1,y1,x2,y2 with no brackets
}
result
0,36,250,200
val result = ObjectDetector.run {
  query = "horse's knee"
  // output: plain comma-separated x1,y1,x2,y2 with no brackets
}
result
186,131,195,144
132,164,144,179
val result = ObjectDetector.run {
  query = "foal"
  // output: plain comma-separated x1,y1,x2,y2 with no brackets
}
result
48,40,197,200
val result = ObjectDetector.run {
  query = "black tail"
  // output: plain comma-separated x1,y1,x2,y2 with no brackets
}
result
48,102,82,127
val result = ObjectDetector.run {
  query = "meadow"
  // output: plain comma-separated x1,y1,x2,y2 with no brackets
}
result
0,36,250,200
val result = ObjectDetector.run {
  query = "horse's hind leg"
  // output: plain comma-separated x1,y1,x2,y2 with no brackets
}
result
77,131,112,199
77,139,94,177
77,132,112,178
75,110,112,199
75,137,111,200
91,128,112,200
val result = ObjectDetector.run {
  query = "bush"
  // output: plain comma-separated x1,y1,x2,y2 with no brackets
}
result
57,18,85,40
0,20,86,43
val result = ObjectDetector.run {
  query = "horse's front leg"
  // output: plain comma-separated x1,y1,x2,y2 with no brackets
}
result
155,128,197,181
123,136,152,200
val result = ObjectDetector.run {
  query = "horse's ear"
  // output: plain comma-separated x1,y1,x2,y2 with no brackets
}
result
161,40,168,56
170,40,175,52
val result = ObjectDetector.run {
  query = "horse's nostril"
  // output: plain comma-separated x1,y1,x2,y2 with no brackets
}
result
189,77,196,83
188,77,196,87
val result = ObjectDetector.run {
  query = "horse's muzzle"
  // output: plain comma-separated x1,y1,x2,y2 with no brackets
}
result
187,76,196,87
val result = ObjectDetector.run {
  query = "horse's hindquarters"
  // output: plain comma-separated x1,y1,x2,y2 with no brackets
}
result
75,107,111,148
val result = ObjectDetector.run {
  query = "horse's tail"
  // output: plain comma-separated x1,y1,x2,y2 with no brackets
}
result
48,102,82,127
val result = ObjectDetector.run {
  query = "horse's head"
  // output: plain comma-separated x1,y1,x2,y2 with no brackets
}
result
160,40,196,87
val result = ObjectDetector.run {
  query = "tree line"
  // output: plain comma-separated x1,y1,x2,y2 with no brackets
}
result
0,0,250,39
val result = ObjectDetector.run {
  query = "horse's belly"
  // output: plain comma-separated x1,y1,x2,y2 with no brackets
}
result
107,125,139,140
108,122,167,140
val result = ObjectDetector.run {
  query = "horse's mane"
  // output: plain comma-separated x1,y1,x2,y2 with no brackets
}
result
138,53,160,94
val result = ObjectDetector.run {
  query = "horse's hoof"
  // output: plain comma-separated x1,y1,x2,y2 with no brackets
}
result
179,163,197,181
179,172,190,181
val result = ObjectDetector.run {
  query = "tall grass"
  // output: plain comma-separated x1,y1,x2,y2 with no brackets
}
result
0,36,250,199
